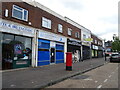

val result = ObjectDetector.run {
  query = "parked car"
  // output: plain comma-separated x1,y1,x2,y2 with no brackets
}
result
110,53,120,62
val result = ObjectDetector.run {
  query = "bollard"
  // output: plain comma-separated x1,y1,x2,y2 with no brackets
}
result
66,52,72,71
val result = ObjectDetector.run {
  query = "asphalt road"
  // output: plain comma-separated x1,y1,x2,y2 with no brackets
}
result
47,63,119,89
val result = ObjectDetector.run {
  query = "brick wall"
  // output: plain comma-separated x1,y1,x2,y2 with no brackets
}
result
2,2,81,40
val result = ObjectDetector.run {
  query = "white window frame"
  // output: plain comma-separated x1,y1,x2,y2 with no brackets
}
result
95,40,97,44
98,41,100,45
12,5,28,21
42,17,51,29
83,34,86,39
75,32,80,38
58,24,63,33
68,28,72,36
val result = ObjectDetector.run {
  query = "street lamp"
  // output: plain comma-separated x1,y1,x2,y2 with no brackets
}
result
113,34,117,41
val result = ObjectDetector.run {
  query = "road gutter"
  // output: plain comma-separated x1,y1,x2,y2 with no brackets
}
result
40,63,108,89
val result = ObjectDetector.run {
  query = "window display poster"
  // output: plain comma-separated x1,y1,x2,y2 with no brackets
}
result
14,44,22,54
72,50,80,62
92,50,94,57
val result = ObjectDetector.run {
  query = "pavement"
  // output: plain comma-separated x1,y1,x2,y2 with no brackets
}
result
48,63,119,88
2,57,108,89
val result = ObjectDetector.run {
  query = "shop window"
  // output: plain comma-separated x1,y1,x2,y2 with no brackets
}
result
3,34,14,44
38,42,50,49
38,39,50,49
68,28,72,36
56,44,64,51
15,36,32,60
75,32,80,38
58,24,63,33
12,5,28,21
83,34,86,39
15,36,31,49
92,50,94,57
2,34,32,69
42,17,51,29
95,40,97,44
2,34,15,69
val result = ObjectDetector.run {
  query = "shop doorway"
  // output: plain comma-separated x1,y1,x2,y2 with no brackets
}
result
50,48,55,64
2,34,14,69
2,33,32,70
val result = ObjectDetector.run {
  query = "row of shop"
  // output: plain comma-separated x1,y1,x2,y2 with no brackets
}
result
0,19,103,70
91,45,103,58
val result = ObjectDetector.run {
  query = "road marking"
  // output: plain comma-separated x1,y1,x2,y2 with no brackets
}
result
10,84,16,87
109,75,112,78
95,81,98,83
97,85,102,88
104,79,108,83
84,78,93,81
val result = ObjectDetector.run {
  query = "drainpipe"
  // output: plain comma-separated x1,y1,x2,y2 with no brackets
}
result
32,29,38,67
35,30,39,67
90,42,92,59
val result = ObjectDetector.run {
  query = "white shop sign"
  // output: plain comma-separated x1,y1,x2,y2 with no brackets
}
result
0,20,35,37
50,41,56,48
39,31,66,43
92,45,98,50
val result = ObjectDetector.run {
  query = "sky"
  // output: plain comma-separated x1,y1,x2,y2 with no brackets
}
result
34,0,119,41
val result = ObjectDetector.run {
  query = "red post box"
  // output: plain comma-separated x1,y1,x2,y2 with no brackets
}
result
66,52,72,71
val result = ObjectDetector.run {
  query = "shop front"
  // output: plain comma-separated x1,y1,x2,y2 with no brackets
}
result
67,38,81,62
37,31,66,66
98,46,103,58
82,41,91,60
82,45,90,60
91,45,98,58
0,20,35,70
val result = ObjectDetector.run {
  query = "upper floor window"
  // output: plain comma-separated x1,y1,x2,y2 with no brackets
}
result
12,5,28,21
42,17,51,29
68,28,72,36
105,43,109,46
75,32,80,38
83,34,86,39
98,41,101,45
95,40,97,44
58,24,63,33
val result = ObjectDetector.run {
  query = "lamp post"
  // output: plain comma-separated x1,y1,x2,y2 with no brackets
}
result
103,39,106,57
113,34,117,41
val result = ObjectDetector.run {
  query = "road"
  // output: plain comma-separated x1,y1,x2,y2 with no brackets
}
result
47,63,119,88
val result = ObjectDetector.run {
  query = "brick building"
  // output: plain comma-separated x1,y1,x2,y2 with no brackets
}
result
91,33,103,58
0,0,103,70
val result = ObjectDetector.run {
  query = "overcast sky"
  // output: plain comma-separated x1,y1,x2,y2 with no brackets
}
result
35,0,118,41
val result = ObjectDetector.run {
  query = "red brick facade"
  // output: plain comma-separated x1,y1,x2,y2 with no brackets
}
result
91,34,103,46
2,2,81,40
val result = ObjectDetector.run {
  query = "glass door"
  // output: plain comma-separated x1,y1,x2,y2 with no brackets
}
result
50,48,55,63
2,34,14,70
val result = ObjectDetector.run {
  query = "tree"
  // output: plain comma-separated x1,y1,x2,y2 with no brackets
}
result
112,37,120,52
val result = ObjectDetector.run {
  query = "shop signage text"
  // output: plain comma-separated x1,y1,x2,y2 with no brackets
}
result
92,45,98,50
67,39,81,46
39,31,66,43
0,21,34,33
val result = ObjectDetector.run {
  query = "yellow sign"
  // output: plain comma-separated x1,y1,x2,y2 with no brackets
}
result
85,38,93,42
